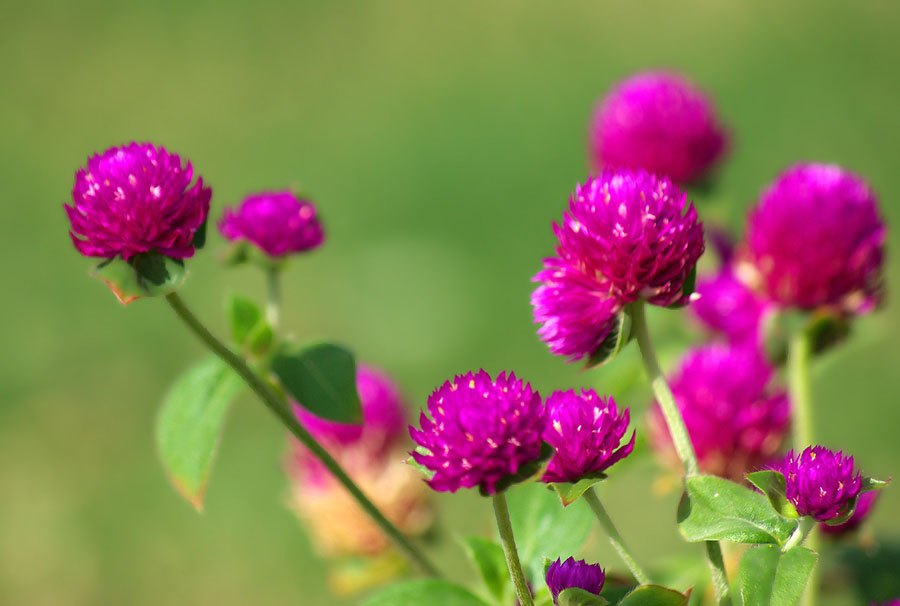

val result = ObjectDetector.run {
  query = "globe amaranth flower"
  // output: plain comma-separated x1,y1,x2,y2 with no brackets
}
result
531,259,622,362
648,344,789,482
288,365,432,558
409,370,545,494
545,557,605,605
590,72,728,184
219,190,323,257
739,163,885,312
782,446,862,522
66,142,211,260
820,490,879,536
532,170,704,361
541,389,634,483
691,268,772,346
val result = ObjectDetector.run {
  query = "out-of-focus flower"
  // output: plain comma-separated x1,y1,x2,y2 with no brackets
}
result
648,344,789,482
820,490,879,536
739,163,885,313
66,142,211,260
219,190,323,257
545,557,606,605
691,268,772,345
532,170,704,360
542,389,634,483
409,370,545,494
287,365,432,560
531,259,622,362
781,446,862,522
590,72,728,185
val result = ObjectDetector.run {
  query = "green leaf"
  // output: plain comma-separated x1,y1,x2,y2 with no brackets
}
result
362,579,489,606
91,253,186,304
270,342,362,423
585,311,632,369
461,536,509,602
860,475,890,493
677,475,798,545
557,587,609,606
406,445,436,480
618,585,689,606
480,442,554,496
506,482,594,585
667,264,698,309
549,476,606,506
192,217,208,249
225,295,274,355
156,356,243,510
746,470,798,519
739,545,817,606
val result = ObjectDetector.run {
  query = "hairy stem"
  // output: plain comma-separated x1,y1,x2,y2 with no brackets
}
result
165,292,441,577
583,487,651,585
628,301,731,605
492,492,534,606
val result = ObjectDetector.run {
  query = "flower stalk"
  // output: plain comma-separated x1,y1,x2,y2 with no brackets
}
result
583,487,650,585
629,300,731,606
265,265,281,330
164,292,441,578
492,492,534,606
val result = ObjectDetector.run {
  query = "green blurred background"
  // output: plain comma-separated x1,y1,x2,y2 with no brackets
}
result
1,1,898,604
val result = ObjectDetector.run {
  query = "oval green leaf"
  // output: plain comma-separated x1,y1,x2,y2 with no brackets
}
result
586,311,632,369
225,294,273,355
746,470,798,519
549,476,606,507
156,356,243,510
618,585,688,606
677,475,798,545
92,253,186,304
362,579,489,606
271,342,362,423
739,545,817,606
461,536,509,602
558,587,609,606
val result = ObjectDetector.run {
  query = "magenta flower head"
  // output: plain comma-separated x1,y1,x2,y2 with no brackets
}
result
590,72,728,184
691,268,772,345
820,490,879,536
541,389,634,484
219,190,324,258
545,557,605,605
739,163,885,312
782,446,863,522
531,259,622,362
648,344,789,482
67,142,211,260
409,370,545,495
294,365,408,462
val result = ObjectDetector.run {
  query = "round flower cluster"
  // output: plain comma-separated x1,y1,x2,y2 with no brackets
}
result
545,557,605,605
219,190,324,258
691,268,772,346
648,344,790,482
781,446,863,522
532,169,704,361
590,72,728,184
739,163,885,312
66,142,211,260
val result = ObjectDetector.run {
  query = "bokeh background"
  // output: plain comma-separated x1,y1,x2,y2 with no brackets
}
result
1,1,898,604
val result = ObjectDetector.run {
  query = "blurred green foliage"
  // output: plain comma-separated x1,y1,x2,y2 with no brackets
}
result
1,1,898,604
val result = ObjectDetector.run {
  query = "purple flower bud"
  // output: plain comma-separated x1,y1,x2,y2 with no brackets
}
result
531,259,622,362
219,190,324,257
649,344,790,482
541,390,634,483
545,557,605,605
66,142,211,260
820,490,879,536
739,163,885,312
553,170,705,307
409,370,545,494
781,446,863,522
691,268,772,345
590,72,728,185
294,365,409,460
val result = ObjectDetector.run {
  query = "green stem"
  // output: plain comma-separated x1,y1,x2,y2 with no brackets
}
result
265,266,281,330
788,330,818,606
583,487,651,585
492,492,534,606
628,301,731,606
165,292,441,578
